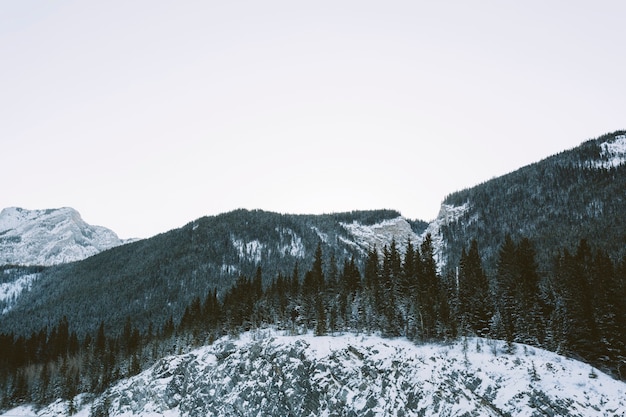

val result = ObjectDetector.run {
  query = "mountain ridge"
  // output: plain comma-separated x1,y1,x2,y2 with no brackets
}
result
0,207,131,267
429,130,626,271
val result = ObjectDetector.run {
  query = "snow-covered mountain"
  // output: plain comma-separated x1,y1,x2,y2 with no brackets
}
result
5,331,624,417
0,207,129,266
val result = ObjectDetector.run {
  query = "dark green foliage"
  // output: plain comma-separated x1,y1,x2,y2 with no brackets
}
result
458,240,492,336
548,240,626,371
493,236,544,346
441,131,626,273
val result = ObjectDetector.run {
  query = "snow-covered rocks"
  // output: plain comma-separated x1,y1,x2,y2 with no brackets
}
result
341,216,421,255
0,207,129,266
422,202,470,269
9,331,624,417
597,134,626,168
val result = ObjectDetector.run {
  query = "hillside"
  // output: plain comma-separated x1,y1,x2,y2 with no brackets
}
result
4,331,625,417
0,209,426,337
430,130,626,272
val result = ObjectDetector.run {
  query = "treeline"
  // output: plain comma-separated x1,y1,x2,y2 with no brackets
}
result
1,234,625,412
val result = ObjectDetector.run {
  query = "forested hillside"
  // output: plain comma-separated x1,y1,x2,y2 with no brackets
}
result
439,131,626,272
0,209,425,337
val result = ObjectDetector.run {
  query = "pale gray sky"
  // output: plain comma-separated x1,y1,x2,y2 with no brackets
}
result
2,1,624,238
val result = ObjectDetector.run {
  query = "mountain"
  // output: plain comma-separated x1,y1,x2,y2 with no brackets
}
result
0,209,426,337
2,131,626,415
427,130,626,272
0,207,130,267
3,330,624,417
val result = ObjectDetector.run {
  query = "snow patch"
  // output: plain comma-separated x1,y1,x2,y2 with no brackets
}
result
310,226,329,243
590,134,626,169
220,264,239,275
231,237,264,264
422,203,470,270
341,217,421,254
275,227,305,258
0,273,39,314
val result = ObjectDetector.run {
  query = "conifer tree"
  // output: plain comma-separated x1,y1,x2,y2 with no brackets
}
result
417,234,441,340
495,234,518,345
458,240,491,336
516,238,543,344
380,242,402,336
363,246,381,331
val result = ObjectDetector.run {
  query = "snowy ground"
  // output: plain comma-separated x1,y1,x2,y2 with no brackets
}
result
3,330,625,417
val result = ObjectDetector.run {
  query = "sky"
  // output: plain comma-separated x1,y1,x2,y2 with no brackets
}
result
1,1,624,239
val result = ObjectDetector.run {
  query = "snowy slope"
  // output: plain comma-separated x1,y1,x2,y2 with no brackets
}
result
0,207,130,266
593,133,626,168
341,216,421,255
8,331,625,417
0,271,40,314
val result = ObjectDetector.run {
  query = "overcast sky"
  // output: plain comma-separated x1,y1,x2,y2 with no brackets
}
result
2,1,624,239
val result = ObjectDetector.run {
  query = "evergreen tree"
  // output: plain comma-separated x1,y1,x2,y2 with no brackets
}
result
417,234,442,340
458,240,492,336
515,238,543,344
380,242,402,336
363,247,381,332
495,234,518,346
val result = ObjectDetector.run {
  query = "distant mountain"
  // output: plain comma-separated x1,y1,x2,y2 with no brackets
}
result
427,130,626,272
0,209,427,336
5,331,624,417
0,207,130,266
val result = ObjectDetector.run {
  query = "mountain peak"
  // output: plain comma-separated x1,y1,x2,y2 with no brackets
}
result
0,207,127,266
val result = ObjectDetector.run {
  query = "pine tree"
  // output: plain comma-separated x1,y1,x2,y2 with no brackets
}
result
495,234,518,346
400,239,418,337
515,238,543,344
458,240,492,336
380,242,402,336
417,234,441,340
363,247,381,332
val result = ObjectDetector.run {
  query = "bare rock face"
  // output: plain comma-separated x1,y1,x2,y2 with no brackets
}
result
341,216,421,254
0,207,128,266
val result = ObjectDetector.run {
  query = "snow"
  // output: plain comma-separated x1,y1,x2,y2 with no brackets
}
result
275,227,306,258
0,272,39,314
310,226,329,243
0,207,127,266
8,330,624,417
590,134,626,169
231,229,305,264
422,203,470,269
340,216,421,254
231,237,265,263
